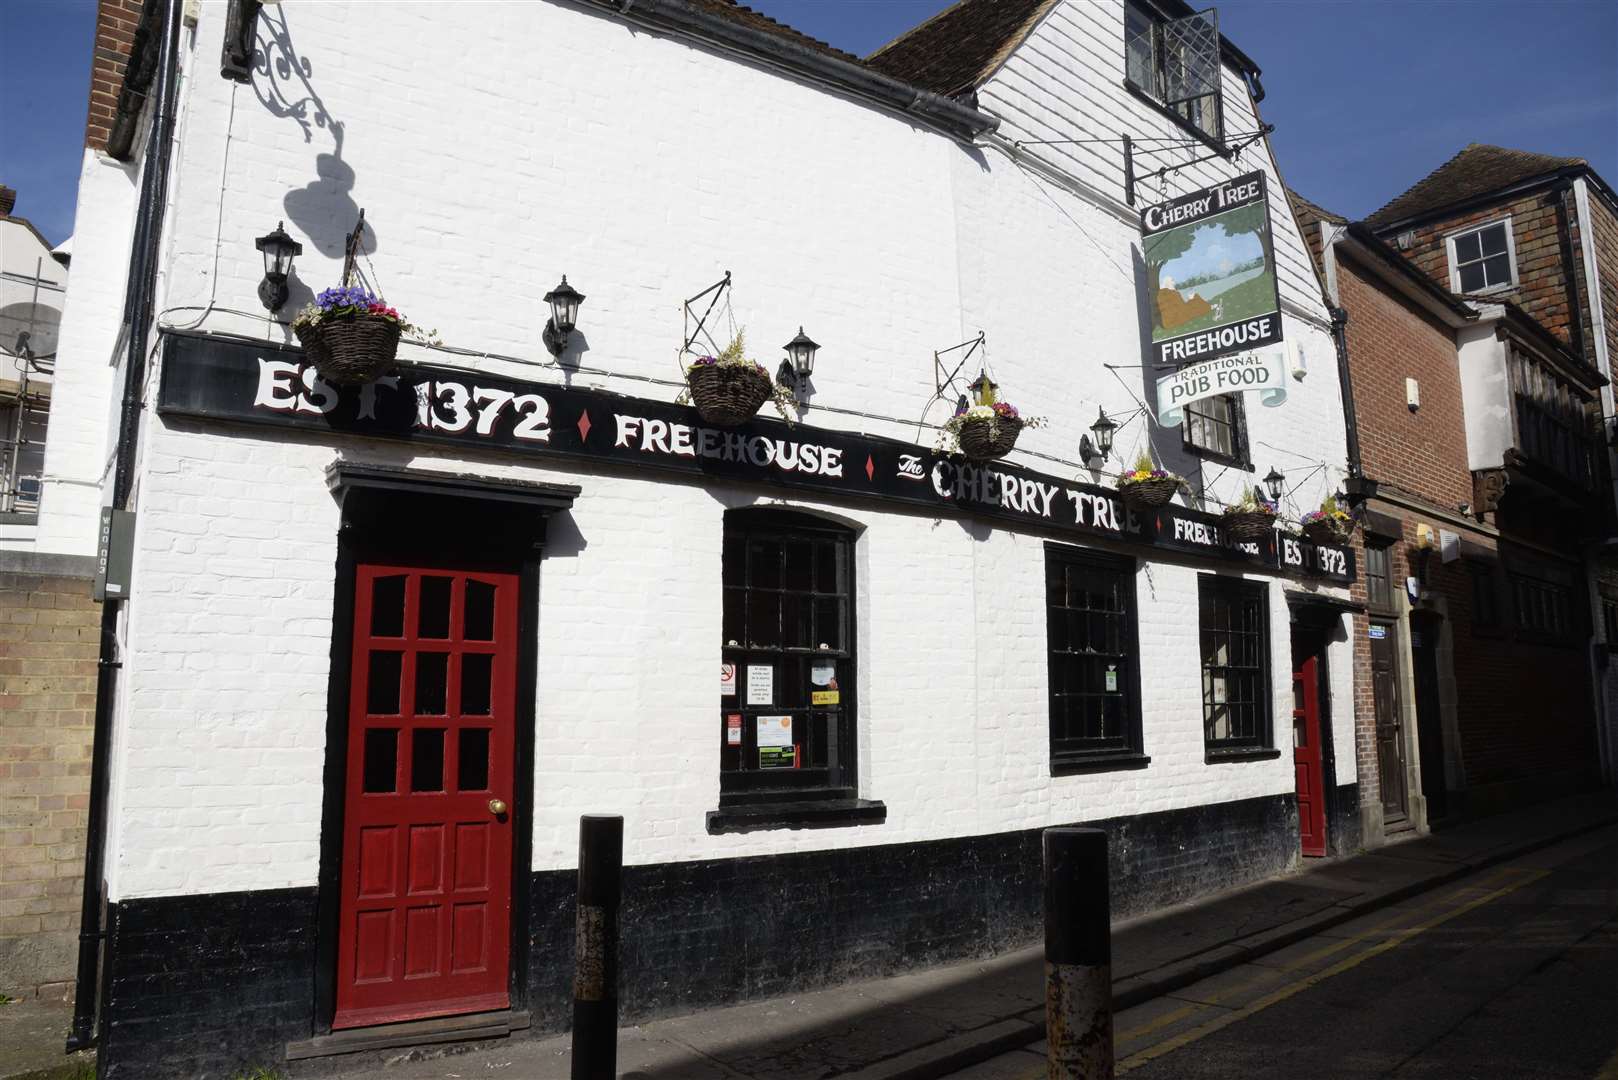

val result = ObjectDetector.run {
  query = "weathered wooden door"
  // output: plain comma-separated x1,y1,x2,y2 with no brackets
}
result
1370,621,1408,825
334,564,519,1029
1292,645,1327,857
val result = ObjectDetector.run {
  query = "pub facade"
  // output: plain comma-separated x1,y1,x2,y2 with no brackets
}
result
52,0,1362,1073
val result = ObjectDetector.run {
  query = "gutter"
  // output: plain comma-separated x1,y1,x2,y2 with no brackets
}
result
66,0,183,1052
583,0,998,142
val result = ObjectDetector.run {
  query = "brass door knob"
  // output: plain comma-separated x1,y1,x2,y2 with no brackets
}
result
488,798,508,816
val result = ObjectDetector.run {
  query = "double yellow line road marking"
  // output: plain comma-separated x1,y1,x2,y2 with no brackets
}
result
1114,866,1548,1073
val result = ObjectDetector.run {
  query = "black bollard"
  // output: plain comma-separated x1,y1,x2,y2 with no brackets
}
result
1044,827,1113,1079
571,815,624,1080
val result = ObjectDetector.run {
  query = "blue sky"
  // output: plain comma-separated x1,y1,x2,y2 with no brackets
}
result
2,0,1614,246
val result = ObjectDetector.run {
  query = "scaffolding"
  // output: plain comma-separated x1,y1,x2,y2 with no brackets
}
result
1,256,58,516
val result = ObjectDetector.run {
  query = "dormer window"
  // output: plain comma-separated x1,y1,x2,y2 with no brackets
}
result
1124,1,1224,143
1447,219,1517,294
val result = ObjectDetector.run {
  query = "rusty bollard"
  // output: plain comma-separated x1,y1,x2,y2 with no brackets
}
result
1044,827,1113,1079
571,815,623,1080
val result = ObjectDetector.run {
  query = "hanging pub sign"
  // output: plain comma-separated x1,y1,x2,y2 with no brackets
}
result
154,329,1355,584
1142,170,1283,367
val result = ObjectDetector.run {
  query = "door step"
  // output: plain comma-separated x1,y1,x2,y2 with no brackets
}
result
285,1009,531,1061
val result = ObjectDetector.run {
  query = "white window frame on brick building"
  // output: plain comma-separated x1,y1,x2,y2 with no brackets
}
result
1444,217,1518,295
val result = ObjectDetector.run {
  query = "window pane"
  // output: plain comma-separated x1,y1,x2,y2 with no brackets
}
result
363,728,398,793
816,543,838,594
464,580,496,641
411,728,446,792
461,653,492,716
782,594,811,649
1458,263,1486,292
1455,232,1482,263
814,597,841,651
415,652,448,716
1479,225,1508,256
751,541,783,589
367,651,403,715
419,576,452,639
371,575,406,637
784,542,813,592
1125,5,1157,93
748,592,780,648
723,587,744,647
457,728,490,791
1482,253,1512,287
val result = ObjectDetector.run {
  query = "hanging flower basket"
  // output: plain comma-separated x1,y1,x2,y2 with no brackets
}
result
1117,452,1186,508
687,362,774,426
292,285,419,386
956,413,1023,460
941,401,1043,462
1224,507,1278,543
1300,495,1354,546
680,330,793,426
1301,519,1350,546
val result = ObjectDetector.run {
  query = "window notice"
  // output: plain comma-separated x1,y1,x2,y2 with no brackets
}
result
721,663,737,697
757,715,794,768
1105,665,1118,693
745,665,774,705
1368,625,1388,640
726,713,742,746
811,661,840,705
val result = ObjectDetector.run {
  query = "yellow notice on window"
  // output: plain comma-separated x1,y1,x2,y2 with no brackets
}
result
811,690,840,705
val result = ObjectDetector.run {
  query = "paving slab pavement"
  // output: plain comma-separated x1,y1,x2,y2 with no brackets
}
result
3,791,1613,1080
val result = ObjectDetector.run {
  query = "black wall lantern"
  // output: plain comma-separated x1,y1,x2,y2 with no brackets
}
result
542,276,585,357
254,221,301,313
1080,406,1117,465
776,327,820,391
1263,466,1286,503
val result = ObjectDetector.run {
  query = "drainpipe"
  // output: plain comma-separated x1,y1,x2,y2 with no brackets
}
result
66,0,183,1052
1331,304,1371,499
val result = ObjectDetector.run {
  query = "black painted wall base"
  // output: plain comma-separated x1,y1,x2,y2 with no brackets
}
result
97,792,1299,1078
1328,782,1362,857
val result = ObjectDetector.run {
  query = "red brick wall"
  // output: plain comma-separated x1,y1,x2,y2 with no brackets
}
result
83,0,145,151
1394,190,1584,354
1338,252,1473,511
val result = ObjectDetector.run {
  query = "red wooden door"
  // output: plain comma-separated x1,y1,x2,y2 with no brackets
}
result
1291,649,1327,857
334,564,519,1029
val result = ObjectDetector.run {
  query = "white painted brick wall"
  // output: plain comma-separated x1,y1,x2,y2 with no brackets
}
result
84,0,1357,900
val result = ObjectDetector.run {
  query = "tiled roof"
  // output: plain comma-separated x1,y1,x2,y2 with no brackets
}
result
864,0,1057,97
690,0,864,65
1367,143,1586,229
1286,189,1346,228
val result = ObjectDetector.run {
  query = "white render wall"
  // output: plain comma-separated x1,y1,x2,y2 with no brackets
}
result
94,0,1356,900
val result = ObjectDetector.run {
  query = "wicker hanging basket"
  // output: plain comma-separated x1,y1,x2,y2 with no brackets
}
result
1301,520,1350,546
294,313,402,386
956,415,1023,460
1119,476,1181,508
687,364,773,426
1224,510,1278,543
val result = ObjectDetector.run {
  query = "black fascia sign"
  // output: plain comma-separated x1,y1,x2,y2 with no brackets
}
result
155,330,1355,584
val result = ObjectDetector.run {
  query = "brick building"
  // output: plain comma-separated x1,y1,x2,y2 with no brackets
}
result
1287,143,1618,849
49,0,1366,1075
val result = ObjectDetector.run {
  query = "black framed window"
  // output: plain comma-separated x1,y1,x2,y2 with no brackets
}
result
1199,575,1273,758
1365,541,1393,611
1045,544,1147,772
1183,393,1247,465
1123,0,1224,143
1509,572,1577,645
720,509,855,804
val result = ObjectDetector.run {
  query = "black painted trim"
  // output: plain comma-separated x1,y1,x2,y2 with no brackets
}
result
1051,752,1152,776
1205,747,1283,763
705,798,887,834
312,534,356,1033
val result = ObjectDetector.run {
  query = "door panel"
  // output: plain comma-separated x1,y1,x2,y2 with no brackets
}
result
1369,623,1408,824
1411,616,1447,822
335,565,519,1029
1291,644,1327,857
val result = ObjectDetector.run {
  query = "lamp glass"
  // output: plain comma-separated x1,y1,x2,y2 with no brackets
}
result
784,327,819,380
1263,467,1286,501
544,276,584,334
1090,408,1117,458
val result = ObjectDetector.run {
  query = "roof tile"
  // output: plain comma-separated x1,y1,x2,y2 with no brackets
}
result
1367,143,1585,228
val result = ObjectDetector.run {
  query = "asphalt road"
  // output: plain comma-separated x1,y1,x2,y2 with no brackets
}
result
954,825,1618,1080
